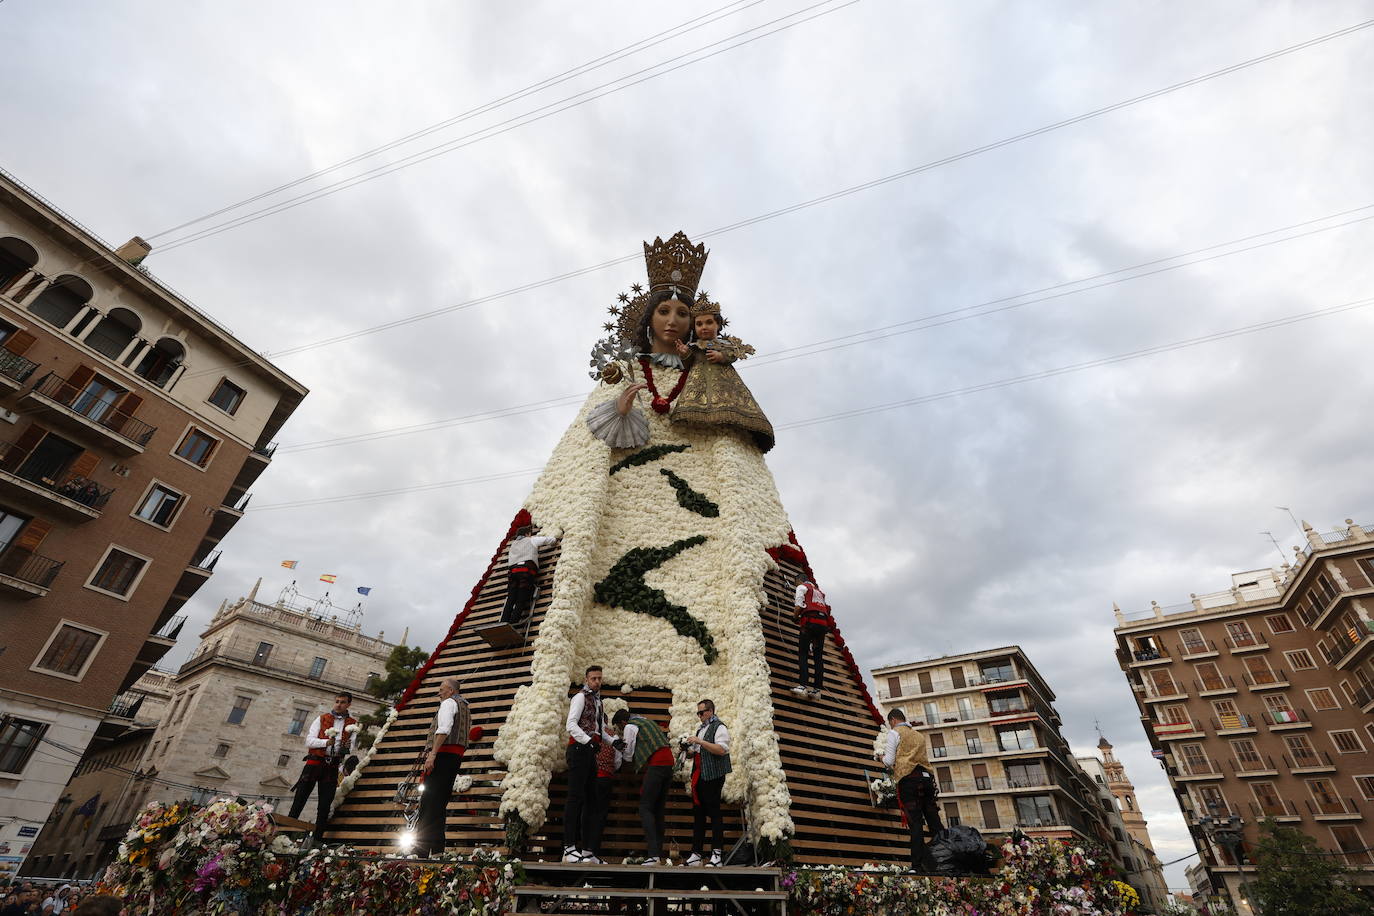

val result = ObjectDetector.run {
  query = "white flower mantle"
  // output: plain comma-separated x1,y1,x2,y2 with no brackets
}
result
493,371,797,842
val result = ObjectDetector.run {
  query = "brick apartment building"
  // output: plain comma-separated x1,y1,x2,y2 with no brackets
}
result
870,648,1146,879
22,584,393,879
0,167,307,871
1114,517,1374,906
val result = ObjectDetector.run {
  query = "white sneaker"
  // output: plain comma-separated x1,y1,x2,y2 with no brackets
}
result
709,850,723,867
641,857,659,866
562,847,583,863
685,852,703,866
581,852,604,865
791,685,808,694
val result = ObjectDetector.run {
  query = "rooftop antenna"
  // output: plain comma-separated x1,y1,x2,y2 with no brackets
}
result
1276,506,1303,539
1260,531,1286,563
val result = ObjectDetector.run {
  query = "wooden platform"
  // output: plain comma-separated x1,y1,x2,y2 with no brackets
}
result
328,533,907,865
510,861,786,915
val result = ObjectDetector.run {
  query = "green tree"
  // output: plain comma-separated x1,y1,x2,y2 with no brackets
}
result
1245,819,1374,916
355,644,428,748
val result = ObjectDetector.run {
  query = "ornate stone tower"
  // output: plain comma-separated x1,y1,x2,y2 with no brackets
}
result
1099,735,1154,851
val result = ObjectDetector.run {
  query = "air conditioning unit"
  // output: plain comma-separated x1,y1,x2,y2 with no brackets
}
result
0,409,18,424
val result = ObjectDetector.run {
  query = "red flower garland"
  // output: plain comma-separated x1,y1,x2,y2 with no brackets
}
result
639,357,690,414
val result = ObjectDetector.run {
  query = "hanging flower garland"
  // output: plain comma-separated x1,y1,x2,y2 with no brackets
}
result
639,357,690,414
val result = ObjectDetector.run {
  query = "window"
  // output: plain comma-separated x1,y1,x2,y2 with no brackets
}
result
33,623,104,678
1331,730,1365,754
942,801,961,827
0,716,48,773
1331,825,1372,865
1263,693,1295,715
1308,778,1344,814
133,483,184,528
252,642,273,666
1284,734,1318,766
1230,738,1261,763
1285,649,1317,671
917,671,933,693
308,657,327,680
1195,785,1229,816
964,729,982,754
1252,781,1285,816
1161,704,1189,726
1179,628,1207,652
1243,656,1278,685
988,691,1028,715
1355,776,1374,801
1266,613,1295,634
979,799,1000,829
996,724,1036,751
88,548,147,597
928,733,946,758
1194,662,1224,691
972,762,991,790
277,754,290,768
1179,744,1211,775
922,702,938,726
981,661,1016,683
288,708,310,736
1226,621,1259,647
1313,574,1339,606
935,765,953,793
1014,795,1055,827
226,696,252,725
174,687,197,724
949,666,966,689
1004,762,1045,789
213,743,230,758
1148,669,1180,695
886,676,902,697
174,427,218,468
1307,688,1340,710
208,379,246,415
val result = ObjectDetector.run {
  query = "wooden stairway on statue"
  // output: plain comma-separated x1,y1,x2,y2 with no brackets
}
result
328,538,907,866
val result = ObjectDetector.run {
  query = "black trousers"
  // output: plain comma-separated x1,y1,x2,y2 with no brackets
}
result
639,764,674,858
797,623,828,689
691,775,726,854
563,742,598,849
585,776,614,855
288,761,339,840
501,568,537,622
897,769,944,871
415,751,462,856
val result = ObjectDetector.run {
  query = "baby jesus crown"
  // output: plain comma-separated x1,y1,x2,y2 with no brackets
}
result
643,231,708,298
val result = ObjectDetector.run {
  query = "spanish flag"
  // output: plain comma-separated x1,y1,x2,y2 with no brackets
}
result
320,574,338,584
281,560,298,569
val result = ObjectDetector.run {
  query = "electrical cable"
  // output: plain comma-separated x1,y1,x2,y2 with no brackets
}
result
272,204,1374,454
144,0,769,241
163,15,1374,377
151,0,862,255
249,292,1374,512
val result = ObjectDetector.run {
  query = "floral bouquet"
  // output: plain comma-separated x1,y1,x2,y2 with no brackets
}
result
104,800,192,900
867,771,897,808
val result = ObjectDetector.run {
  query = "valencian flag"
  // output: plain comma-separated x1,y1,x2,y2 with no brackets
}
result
76,793,100,830
356,586,372,596
320,574,338,584
281,560,298,569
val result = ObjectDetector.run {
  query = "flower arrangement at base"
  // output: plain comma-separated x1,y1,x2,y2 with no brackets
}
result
868,773,897,808
282,849,524,916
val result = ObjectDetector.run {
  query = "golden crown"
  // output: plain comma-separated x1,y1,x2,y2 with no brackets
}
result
643,231,708,298
690,293,728,328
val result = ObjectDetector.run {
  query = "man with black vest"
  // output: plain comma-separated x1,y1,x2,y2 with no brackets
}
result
288,691,358,842
414,677,471,858
685,698,732,866
563,664,609,862
612,707,677,866
792,574,833,697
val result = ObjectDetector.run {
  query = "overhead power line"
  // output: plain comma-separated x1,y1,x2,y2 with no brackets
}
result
174,16,1374,377
275,204,1374,454
251,292,1374,512
145,0,769,241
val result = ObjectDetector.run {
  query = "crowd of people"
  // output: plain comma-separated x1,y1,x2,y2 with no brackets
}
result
0,882,119,916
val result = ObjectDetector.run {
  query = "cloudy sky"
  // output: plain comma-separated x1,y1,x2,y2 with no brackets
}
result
6,0,1374,890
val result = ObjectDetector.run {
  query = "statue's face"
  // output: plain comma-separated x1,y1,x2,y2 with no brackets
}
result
693,314,719,340
650,298,691,351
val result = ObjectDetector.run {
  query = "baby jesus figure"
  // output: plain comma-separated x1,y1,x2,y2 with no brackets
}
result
669,298,774,452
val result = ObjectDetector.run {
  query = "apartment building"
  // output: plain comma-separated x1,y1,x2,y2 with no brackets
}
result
22,583,394,879
1113,517,1374,905
0,168,307,869
1078,750,1169,912
871,648,1131,871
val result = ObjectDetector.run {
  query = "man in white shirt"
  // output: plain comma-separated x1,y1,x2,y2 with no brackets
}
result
414,677,471,857
563,664,609,862
685,698,732,866
288,692,358,841
501,525,559,625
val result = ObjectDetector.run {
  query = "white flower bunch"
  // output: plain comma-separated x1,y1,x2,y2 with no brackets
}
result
345,723,359,734
324,726,341,738
872,724,891,761
456,775,474,793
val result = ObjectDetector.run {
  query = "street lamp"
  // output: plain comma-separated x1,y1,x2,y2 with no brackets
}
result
1198,800,1247,911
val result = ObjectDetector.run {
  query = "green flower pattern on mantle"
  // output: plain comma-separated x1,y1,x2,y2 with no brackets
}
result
659,468,720,517
594,535,718,663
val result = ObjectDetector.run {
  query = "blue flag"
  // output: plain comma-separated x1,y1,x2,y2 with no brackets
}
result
356,586,372,596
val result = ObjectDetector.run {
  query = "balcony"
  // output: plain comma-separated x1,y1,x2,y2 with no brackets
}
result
1175,759,1223,781
1263,707,1311,730
135,615,186,668
1285,750,1336,774
1248,799,1301,823
0,349,38,391
1243,668,1289,691
1352,682,1374,713
1178,638,1220,660
204,498,248,543
1140,680,1188,703
1327,620,1374,670
106,692,146,720
1126,645,1171,667
0,542,64,597
1211,713,1257,734
23,371,157,453
1229,754,1280,778
1152,719,1206,741
1225,633,1269,654
0,439,114,520
1306,796,1363,821
1195,674,1238,696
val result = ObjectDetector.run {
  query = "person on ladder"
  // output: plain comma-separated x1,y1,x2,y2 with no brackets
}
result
501,525,559,627
792,573,832,697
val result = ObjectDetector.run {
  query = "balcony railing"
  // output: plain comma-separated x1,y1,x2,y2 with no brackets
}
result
0,439,115,511
151,615,187,641
0,349,38,384
30,372,157,446
1139,679,1187,699
1152,718,1204,739
1263,707,1310,727
0,541,64,589
1179,638,1219,658
1229,754,1278,775
1128,645,1169,663
252,441,278,459
1353,683,1374,709
1211,713,1255,731
1195,674,1237,693
1243,667,1289,689
1306,795,1362,817
178,648,375,695
1248,799,1300,819
1176,759,1222,778
1225,633,1268,651
107,693,146,719
1284,749,1335,771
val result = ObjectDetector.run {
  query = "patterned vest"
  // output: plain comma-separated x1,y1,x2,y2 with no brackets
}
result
577,688,603,737
628,716,671,772
696,717,733,781
307,712,356,762
892,723,929,782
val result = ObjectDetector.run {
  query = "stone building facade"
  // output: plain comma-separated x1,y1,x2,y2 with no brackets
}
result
21,585,394,879
1113,517,1374,906
1077,751,1169,913
0,167,307,870
870,648,1130,872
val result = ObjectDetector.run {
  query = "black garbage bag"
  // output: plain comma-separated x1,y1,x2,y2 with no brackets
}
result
928,825,996,876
